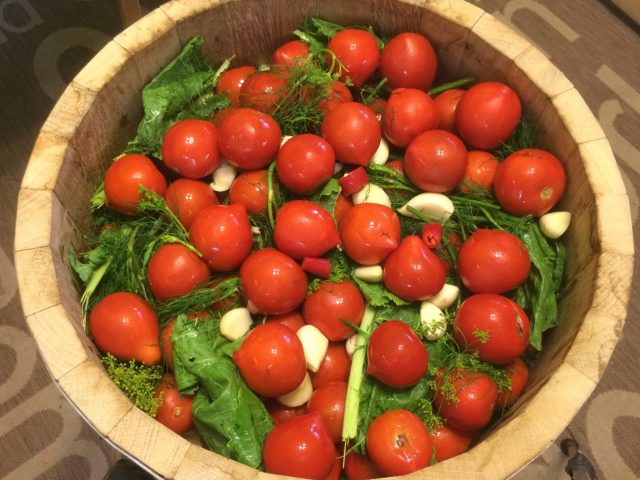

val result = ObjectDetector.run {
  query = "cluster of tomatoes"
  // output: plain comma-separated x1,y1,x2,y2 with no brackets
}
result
88,24,568,480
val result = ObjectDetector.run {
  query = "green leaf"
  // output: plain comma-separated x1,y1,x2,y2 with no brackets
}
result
309,178,342,219
351,274,408,308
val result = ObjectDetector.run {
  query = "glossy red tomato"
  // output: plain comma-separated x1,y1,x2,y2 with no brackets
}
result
327,29,379,87
379,32,437,90
433,368,498,431
324,457,342,480
321,102,381,166
453,294,530,364
89,292,160,365
104,154,167,215
228,169,269,214
339,203,400,265
239,71,288,114
154,373,194,434
430,424,475,462
493,148,567,216
303,280,365,341
457,150,499,193
263,412,337,479
265,311,305,332
189,203,253,272
274,200,340,260
382,88,439,148
218,108,282,170
457,229,531,293
311,343,351,389
161,119,220,178
455,82,521,149
272,39,310,72
383,235,446,301
147,243,211,302
215,65,256,105
307,381,347,443
344,451,383,480
277,134,335,194
404,129,468,192
265,398,307,424
366,409,432,476
232,322,306,397
317,81,353,115
434,88,465,132
496,357,529,410
240,248,308,315
164,179,218,230
333,194,353,225
366,320,428,388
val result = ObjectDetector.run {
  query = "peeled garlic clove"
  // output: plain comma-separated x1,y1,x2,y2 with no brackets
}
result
210,161,237,192
539,211,571,239
277,372,312,407
296,325,329,373
427,284,460,310
398,193,454,222
280,135,293,147
370,138,389,165
220,307,253,341
419,301,447,341
353,265,384,283
346,334,359,358
352,183,392,208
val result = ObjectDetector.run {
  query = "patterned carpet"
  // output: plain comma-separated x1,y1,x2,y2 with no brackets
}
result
0,1,638,479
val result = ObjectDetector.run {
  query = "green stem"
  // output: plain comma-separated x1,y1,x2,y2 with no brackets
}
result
406,205,432,223
427,76,475,96
81,258,112,327
267,161,277,229
342,306,376,442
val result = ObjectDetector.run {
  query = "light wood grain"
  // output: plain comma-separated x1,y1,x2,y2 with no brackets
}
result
14,0,634,478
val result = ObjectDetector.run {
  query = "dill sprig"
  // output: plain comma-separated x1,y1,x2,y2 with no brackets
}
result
492,116,537,160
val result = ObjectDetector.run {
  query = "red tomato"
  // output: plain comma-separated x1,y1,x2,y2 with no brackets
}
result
404,129,468,192
303,281,365,341
383,235,446,301
240,248,308,315
272,39,310,71
311,343,351,389
265,311,305,332
386,159,405,175
334,194,353,225
496,357,529,410
307,381,347,443
263,412,337,479
218,108,282,170
89,292,160,365
321,102,381,166
453,294,530,364
433,368,498,431
457,150,499,193
161,318,176,371
277,134,335,194
366,409,432,476
339,203,400,265
189,203,253,272
368,98,387,119
228,169,269,214
327,29,379,87
382,88,439,148
215,65,256,105
104,154,167,215
147,243,210,302
164,179,218,230
430,424,475,462
317,81,353,115
434,88,465,133
366,320,428,388
457,229,531,293
274,200,340,260
154,373,194,434
265,398,307,424
344,451,383,480
455,82,521,149
493,148,567,216
323,457,342,480
232,322,306,397
161,119,220,178
379,32,437,90
239,71,288,114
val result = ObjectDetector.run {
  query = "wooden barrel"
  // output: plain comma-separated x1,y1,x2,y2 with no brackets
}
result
14,0,634,478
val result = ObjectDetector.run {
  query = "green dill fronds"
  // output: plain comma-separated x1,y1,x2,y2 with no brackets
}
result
491,116,537,160
102,354,163,416
416,398,443,432
472,329,490,344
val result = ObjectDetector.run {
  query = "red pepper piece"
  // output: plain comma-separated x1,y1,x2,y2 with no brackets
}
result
422,222,444,249
301,257,331,279
338,167,369,197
